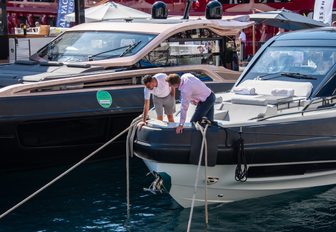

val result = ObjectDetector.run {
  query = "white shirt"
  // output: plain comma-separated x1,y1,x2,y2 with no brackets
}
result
144,73,171,100
178,73,211,125
239,31,246,43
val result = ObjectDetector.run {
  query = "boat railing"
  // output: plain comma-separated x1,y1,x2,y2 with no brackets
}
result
275,97,306,111
257,95,336,121
302,95,336,112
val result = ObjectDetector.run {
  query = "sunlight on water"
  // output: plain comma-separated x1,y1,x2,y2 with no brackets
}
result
0,158,336,231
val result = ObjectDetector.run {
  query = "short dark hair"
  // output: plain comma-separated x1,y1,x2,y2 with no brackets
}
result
166,73,181,86
142,75,153,85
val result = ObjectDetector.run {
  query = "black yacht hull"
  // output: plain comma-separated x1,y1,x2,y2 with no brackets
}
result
134,115,336,177
0,82,231,172
0,88,143,172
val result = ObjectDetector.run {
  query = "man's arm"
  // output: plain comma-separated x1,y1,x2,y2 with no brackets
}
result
142,99,150,123
170,87,175,97
176,91,191,134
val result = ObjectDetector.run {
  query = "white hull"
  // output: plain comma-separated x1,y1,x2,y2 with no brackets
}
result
142,158,336,208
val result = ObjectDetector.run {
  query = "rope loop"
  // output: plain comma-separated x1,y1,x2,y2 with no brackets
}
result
235,132,248,182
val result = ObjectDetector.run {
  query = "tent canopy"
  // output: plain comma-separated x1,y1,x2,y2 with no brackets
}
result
249,9,328,30
226,1,275,13
65,2,150,23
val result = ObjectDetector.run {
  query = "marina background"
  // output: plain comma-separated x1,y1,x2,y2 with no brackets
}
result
1,157,336,231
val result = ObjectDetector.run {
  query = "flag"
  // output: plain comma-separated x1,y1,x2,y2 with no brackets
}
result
313,0,334,25
56,0,75,28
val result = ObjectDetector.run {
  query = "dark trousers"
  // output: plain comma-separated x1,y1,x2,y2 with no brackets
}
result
240,42,246,61
190,92,216,123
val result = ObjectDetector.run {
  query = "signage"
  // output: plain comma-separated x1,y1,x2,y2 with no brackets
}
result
56,0,75,28
313,0,335,25
96,90,113,109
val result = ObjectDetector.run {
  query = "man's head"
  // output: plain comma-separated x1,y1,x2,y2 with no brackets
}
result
166,73,181,88
142,75,156,90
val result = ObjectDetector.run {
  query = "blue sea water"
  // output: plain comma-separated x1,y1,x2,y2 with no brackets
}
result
1,157,336,232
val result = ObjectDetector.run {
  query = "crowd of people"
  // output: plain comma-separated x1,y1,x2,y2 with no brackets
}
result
6,13,50,34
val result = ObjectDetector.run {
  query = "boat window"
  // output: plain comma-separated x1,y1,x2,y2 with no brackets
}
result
30,75,143,93
240,46,336,89
140,28,226,68
316,73,336,97
28,71,214,93
35,31,156,62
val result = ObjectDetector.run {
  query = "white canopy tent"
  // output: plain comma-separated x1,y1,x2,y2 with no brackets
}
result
65,2,151,23
249,9,328,30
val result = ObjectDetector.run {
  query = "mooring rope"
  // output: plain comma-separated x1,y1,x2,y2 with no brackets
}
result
187,121,210,232
0,119,140,220
203,123,209,225
125,115,142,214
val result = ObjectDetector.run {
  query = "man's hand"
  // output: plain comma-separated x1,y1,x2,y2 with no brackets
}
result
138,121,147,129
191,100,198,105
176,125,183,134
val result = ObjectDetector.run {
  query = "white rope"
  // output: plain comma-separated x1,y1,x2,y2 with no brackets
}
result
204,125,209,225
0,120,139,220
187,122,209,232
125,115,142,214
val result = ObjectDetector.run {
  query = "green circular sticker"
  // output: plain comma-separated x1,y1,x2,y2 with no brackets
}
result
96,90,112,108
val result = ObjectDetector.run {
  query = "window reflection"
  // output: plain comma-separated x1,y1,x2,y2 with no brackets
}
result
143,28,225,68
244,47,336,89
36,31,156,62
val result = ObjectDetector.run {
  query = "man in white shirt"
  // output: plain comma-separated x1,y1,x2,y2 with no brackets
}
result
239,30,247,61
166,73,215,134
141,73,175,125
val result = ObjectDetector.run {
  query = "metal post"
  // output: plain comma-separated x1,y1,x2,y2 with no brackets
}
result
14,38,17,61
183,0,192,19
28,39,31,57
74,0,85,25
0,0,9,62
0,0,8,35
252,9,256,55
252,24,256,55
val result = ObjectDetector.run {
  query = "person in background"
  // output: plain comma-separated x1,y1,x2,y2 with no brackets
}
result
259,23,269,48
276,27,285,35
140,73,175,126
239,29,246,61
26,14,34,27
11,14,18,29
7,15,14,34
166,73,215,134
41,14,48,25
